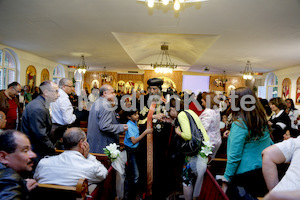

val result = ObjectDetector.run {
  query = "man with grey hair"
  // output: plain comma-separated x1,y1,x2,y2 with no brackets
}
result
34,127,108,186
21,81,60,161
87,84,128,154
50,78,76,143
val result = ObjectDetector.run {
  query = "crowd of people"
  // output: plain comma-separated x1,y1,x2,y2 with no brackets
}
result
1,78,300,200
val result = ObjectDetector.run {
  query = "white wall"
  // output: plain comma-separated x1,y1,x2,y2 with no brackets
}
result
258,65,300,110
0,43,73,86
182,75,210,95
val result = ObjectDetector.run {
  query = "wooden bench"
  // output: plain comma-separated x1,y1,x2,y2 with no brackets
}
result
30,178,88,200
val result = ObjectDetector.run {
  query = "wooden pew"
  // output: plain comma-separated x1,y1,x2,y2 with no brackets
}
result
30,178,88,200
31,150,116,200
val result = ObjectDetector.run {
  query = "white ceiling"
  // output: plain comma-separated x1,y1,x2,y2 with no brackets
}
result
1,0,300,75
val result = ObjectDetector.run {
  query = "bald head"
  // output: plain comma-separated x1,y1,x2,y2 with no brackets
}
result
63,128,86,150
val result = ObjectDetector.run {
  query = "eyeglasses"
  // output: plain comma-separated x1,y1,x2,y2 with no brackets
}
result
65,85,74,88
49,90,59,93
13,87,21,93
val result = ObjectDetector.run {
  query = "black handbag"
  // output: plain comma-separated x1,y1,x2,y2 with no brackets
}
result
180,111,204,156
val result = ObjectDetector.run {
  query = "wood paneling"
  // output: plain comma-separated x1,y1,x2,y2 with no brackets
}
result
143,70,182,92
210,75,245,95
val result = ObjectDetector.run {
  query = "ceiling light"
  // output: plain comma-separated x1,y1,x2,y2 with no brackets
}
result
213,70,227,87
148,0,154,7
162,0,169,5
151,43,177,74
137,0,207,11
241,60,255,80
77,55,88,74
174,0,180,10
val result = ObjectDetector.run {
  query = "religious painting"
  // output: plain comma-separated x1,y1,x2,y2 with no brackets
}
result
125,81,134,94
117,81,125,92
157,76,176,91
282,78,291,100
91,80,100,90
296,77,300,105
26,65,37,93
134,81,144,92
41,69,50,83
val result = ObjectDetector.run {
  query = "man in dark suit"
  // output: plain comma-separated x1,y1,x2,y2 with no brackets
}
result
21,81,60,161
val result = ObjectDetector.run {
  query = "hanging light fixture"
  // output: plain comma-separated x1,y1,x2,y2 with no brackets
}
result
241,60,255,80
213,70,228,87
137,0,207,11
151,43,177,74
77,55,88,74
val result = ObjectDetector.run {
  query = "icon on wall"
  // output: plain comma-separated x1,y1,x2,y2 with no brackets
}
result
296,77,300,105
41,69,50,83
282,78,291,100
26,65,37,93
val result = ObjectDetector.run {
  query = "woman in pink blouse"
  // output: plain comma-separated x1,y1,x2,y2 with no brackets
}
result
200,92,222,159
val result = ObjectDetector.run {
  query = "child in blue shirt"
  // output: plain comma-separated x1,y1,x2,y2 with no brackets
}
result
124,110,152,200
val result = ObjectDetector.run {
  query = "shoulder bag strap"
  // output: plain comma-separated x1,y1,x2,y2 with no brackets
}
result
184,111,202,136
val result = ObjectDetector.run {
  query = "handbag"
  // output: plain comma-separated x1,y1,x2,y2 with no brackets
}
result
180,111,204,156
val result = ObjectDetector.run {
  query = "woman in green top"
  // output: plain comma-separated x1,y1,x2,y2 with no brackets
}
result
222,87,272,199
170,100,210,200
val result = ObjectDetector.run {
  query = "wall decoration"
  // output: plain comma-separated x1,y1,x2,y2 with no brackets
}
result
134,81,144,92
296,77,300,105
91,80,99,89
41,69,50,83
26,65,37,93
282,78,291,100
125,81,134,94
157,76,176,91
117,81,125,92
228,85,236,93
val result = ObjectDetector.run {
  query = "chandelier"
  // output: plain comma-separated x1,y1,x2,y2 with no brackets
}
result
137,0,207,11
151,43,177,74
213,71,227,87
77,55,88,74
101,67,113,83
241,61,254,80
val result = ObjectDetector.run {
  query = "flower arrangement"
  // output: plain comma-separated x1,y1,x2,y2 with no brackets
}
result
199,141,214,163
103,143,120,162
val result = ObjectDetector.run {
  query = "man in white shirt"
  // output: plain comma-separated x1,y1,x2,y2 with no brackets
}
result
50,78,76,144
34,127,108,186
262,136,300,199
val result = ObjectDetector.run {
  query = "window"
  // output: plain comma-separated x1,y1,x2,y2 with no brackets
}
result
0,49,17,90
52,65,65,84
265,72,278,100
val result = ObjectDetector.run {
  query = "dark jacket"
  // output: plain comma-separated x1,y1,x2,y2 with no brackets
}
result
21,95,55,159
0,163,29,200
0,90,22,129
269,110,291,143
